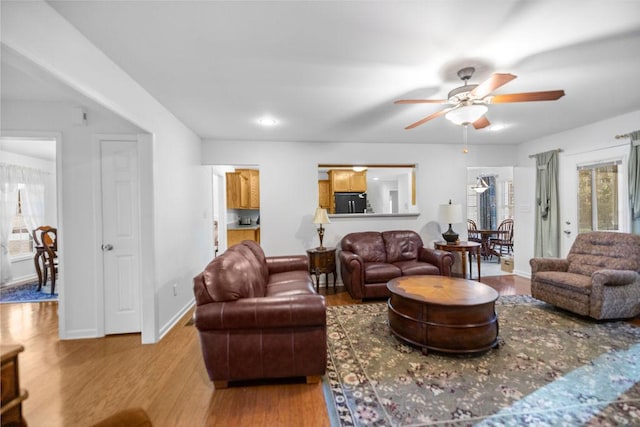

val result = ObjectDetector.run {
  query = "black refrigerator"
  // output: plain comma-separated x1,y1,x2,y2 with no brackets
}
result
335,192,367,214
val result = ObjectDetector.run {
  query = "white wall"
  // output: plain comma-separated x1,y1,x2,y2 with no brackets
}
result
202,140,518,263
2,1,211,343
514,110,640,277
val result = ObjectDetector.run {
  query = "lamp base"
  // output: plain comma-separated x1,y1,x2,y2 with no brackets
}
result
442,225,459,244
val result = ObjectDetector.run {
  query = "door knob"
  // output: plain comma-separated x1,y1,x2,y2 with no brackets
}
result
101,244,114,251
563,230,571,235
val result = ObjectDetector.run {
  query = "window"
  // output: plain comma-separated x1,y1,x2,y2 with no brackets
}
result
578,161,621,232
8,188,34,257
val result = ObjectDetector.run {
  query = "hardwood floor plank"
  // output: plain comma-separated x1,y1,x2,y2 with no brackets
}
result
0,274,530,426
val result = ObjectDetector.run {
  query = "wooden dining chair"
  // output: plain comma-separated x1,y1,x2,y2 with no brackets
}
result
490,219,513,257
33,226,58,294
467,219,481,243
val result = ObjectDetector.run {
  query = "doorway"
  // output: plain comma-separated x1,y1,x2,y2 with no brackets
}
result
0,135,59,294
466,166,514,276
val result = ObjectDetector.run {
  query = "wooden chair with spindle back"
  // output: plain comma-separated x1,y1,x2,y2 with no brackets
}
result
32,226,58,294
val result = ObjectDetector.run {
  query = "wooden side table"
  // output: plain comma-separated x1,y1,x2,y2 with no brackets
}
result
1,344,28,427
434,241,481,281
306,247,337,292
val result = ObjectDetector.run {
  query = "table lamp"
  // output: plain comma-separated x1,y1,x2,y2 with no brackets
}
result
439,200,462,243
313,207,331,249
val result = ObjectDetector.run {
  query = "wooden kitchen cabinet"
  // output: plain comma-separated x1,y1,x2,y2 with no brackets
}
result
318,180,331,209
226,169,259,209
227,227,260,247
328,170,367,192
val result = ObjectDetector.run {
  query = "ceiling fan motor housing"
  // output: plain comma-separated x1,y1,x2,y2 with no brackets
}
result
448,84,478,104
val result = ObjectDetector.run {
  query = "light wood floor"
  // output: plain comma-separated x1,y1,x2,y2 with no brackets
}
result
0,275,531,426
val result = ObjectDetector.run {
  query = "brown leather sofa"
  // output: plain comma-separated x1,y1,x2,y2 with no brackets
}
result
193,240,327,388
339,230,454,300
530,231,640,320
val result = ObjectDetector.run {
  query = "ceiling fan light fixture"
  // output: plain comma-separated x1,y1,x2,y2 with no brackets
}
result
445,104,488,125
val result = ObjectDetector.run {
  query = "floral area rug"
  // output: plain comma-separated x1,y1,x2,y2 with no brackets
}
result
0,282,58,303
323,295,640,426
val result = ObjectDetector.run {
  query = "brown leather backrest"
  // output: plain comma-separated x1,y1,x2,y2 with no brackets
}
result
202,244,266,301
240,240,269,282
382,230,423,263
567,231,640,276
340,232,387,263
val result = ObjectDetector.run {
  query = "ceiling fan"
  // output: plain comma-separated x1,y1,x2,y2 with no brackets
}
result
395,66,565,130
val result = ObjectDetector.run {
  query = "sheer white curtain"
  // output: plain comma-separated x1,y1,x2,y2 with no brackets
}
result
0,163,48,284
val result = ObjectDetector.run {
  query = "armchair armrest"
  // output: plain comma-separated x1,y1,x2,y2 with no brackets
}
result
419,248,454,276
529,258,569,278
195,294,326,331
592,269,640,287
266,255,309,274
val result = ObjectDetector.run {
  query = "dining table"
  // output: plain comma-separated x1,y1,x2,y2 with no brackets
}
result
476,229,511,260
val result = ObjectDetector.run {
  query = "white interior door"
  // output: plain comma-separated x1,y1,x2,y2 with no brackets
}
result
101,139,141,334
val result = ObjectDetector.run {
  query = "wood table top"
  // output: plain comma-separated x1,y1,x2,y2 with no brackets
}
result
387,275,498,306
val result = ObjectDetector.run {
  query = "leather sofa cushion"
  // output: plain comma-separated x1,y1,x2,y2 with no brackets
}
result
383,230,422,263
535,271,592,295
364,262,401,283
394,260,440,276
266,270,316,297
203,246,266,302
341,231,388,263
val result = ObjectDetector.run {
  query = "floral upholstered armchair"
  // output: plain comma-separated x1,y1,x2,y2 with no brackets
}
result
530,231,640,320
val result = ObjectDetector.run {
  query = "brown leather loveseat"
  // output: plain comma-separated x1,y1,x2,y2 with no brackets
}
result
193,240,327,388
339,230,454,300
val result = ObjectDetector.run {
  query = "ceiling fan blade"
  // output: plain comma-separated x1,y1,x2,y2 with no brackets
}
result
394,99,448,104
472,116,490,130
470,73,517,99
405,108,450,130
489,90,565,103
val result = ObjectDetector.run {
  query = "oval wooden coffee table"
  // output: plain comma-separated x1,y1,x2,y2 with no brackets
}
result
387,275,499,354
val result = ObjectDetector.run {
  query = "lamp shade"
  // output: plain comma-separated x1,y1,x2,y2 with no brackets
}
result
445,104,488,125
438,202,462,224
313,207,331,224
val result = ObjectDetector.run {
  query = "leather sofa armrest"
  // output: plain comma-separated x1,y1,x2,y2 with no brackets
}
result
419,248,454,276
266,255,309,274
592,269,640,287
338,250,364,299
529,258,569,278
195,294,326,331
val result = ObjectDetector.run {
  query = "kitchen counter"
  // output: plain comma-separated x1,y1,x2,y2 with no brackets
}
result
227,223,260,230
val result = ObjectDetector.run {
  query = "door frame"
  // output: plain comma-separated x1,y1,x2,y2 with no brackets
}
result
93,133,155,343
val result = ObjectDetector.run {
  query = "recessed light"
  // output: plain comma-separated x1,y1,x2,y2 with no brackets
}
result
489,124,506,131
257,117,278,127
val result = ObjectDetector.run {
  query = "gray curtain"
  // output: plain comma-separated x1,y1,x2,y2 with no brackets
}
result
534,150,560,257
630,131,640,235
478,176,497,229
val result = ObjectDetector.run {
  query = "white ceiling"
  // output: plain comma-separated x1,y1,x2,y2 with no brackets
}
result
4,1,640,146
